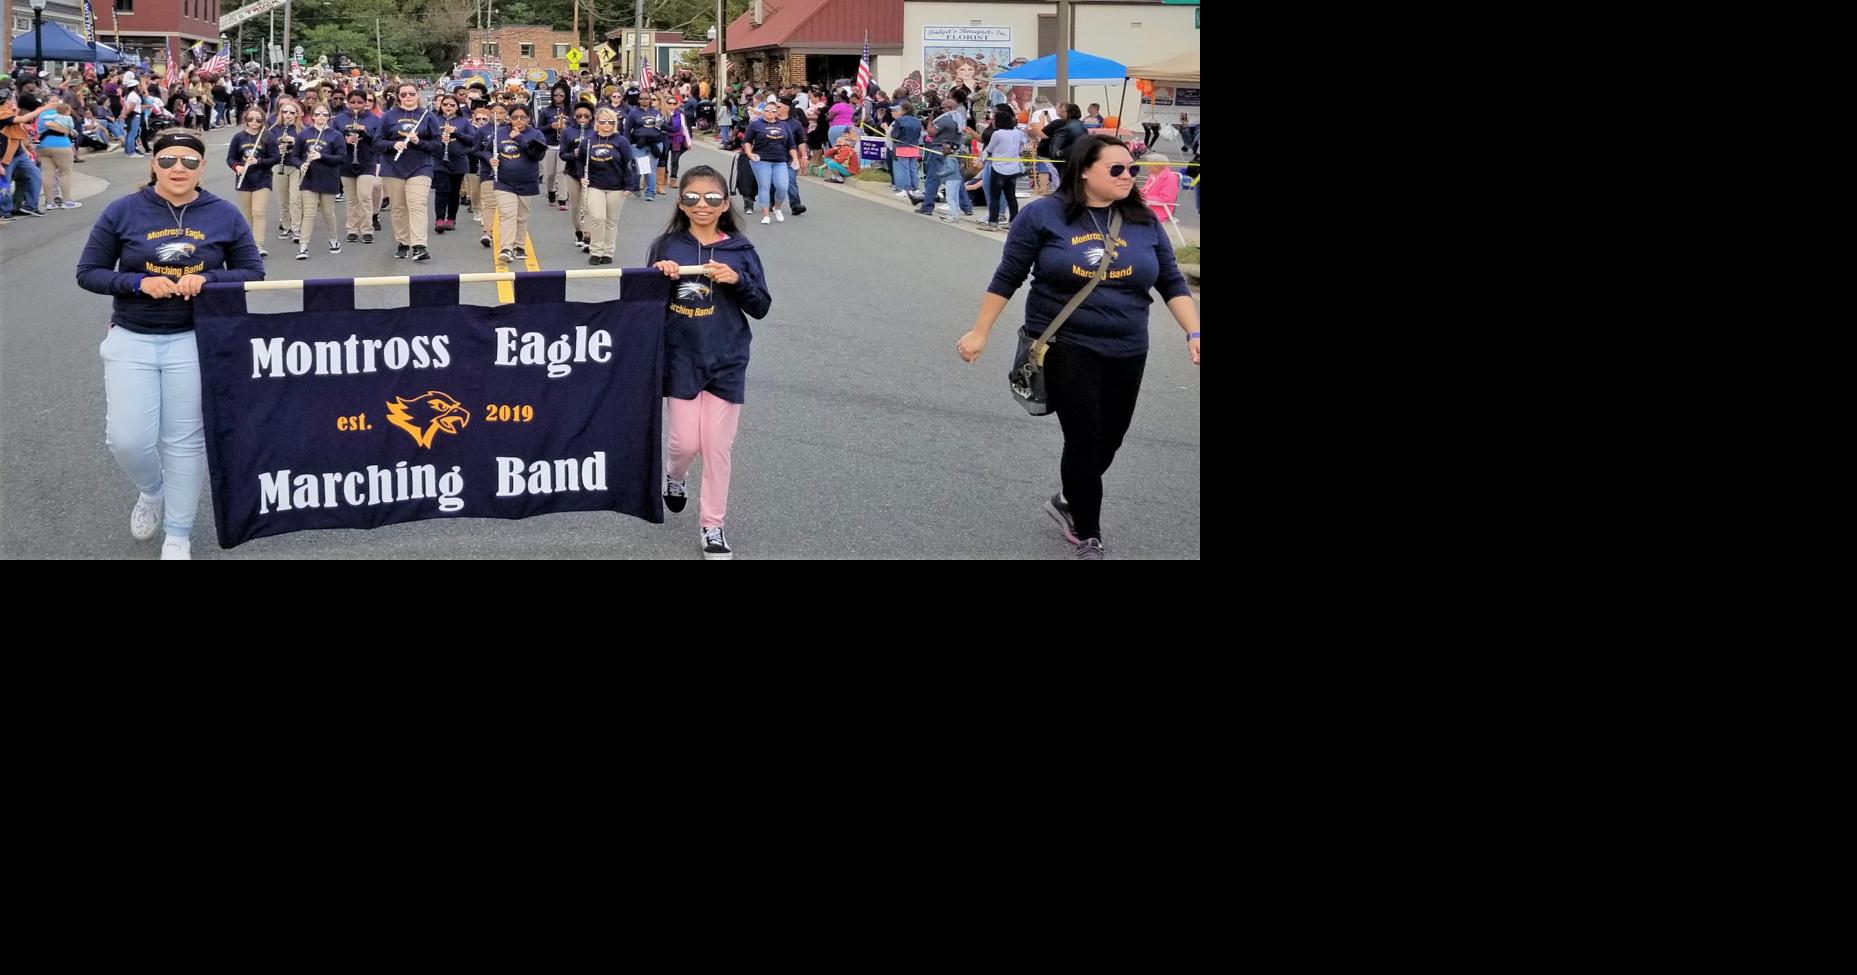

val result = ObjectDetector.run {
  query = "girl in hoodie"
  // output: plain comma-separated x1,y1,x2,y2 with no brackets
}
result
646,165,773,560
293,104,348,259
580,107,634,265
623,88,667,202
560,103,597,252
538,83,572,207
430,94,476,234
75,129,266,560
489,103,548,266
227,112,277,257
265,98,305,241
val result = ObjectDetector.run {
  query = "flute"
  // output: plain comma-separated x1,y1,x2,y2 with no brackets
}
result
442,116,454,162
393,106,432,161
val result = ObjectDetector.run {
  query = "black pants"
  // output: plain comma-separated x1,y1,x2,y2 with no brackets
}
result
432,169,464,222
1045,341,1147,541
1143,123,1161,147
668,145,686,179
988,169,1020,224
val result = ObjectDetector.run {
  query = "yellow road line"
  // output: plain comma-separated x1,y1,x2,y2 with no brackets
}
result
488,207,542,303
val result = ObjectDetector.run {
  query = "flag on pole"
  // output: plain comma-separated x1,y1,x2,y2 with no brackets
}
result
857,31,872,101
205,51,231,75
82,0,95,43
641,60,653,92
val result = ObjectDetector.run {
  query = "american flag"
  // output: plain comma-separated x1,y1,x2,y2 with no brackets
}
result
856,32,871,102
204,51,230,75
641,61,652,92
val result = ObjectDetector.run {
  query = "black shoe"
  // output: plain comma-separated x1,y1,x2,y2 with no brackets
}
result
590,255,602,266
329,239,342,253
1044,493,1079,544
498,249,514,264
701,525,732,560
380,199,391,212
512,245,526,258
1074,537,1105,560
295,246,309,260
347,232,359,242
480,233,493,248
362,232,374,244
410,245,430,261
664,476,688,513
792,204,807,216
576,231,586,243
372,213,382,230
603,256,616,265
335,192,344,202
395,244,410,259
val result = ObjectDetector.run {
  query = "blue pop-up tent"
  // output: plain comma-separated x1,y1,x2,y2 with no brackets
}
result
10,21,125,63
992,50,1127,86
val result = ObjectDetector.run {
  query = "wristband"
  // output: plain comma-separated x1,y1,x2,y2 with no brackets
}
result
1187,331,1200,341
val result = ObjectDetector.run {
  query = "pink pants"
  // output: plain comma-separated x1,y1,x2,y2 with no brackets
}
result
666,391,742,528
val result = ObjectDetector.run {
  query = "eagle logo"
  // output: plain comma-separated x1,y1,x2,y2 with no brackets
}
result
385,391,471,448
1084,246,1106,268
591,145,615,161
241,144,257,159
677,281,713,301
500,142,521,159
157,242,198,262
276,135,296,154
397,120,417,136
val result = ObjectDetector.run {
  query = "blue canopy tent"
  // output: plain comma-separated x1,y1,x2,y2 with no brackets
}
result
10,21,126,63
992,50,1131,135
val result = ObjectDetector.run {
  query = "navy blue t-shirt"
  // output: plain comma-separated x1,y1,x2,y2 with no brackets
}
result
986,196,1192,358
744,118,792,162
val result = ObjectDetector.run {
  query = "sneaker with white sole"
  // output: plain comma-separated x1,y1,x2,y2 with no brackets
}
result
773,209,785,222
161,536,192,560
130,493,163,540
1044,493,1079,544
760,214,771,224
329,239,342,253
664,476,688,513
701,525,733,560
1074,537,1105,560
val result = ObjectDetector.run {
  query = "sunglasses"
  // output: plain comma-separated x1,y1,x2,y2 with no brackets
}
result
1101,164,1132,178
679,192,727,207
156,155,203,170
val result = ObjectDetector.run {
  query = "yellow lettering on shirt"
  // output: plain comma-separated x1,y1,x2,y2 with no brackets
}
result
669,304,716,318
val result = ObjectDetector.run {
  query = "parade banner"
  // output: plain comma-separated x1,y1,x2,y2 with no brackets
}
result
192,272,670,548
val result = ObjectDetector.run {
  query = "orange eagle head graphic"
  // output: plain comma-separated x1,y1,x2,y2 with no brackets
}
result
385,391,471,448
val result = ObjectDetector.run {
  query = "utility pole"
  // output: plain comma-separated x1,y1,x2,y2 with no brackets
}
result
283,0,293,74
376,15,383,74
1055,0,1070,113
635,0,644,81
716,0,726,94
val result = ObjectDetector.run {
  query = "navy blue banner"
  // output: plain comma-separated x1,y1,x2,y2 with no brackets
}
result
193,272,669,548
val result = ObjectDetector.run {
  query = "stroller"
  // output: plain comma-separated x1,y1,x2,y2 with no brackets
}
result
693,99,717,132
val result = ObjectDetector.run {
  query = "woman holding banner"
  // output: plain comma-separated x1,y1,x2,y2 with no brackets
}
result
646,165,772,561
76,129,266,560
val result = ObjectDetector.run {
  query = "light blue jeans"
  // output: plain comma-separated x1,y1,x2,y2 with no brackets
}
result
124,112,143,156
100,327,204,539
631,147,658,198
3,153,42,215
750,158,788,209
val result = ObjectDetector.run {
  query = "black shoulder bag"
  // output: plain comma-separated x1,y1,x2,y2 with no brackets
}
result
1009,210,1122,416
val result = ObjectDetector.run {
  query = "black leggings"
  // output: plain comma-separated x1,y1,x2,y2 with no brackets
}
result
432,169,465,222
668,145,686,179
1044,341,1147,541
1142,123,1161,147
988,169,1020,224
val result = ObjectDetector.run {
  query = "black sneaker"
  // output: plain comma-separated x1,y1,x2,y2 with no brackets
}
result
329,239,342,253
346,232,358,242
701,525,733,560
1074,538,1105,560
1044,493,1079,544
410,245,430,261
362,232,374,244
792,204,807,216
589,255,602,266
335,192,345,202
380,199,391,212
372,213,382,231
664,476,688,513
512,245,526,258
498,248,514,264
480,232,493,248
295,246,309,260
395,244,410,259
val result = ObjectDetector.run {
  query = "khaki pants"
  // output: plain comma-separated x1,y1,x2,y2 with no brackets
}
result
493,190,533,254
275,165,300,233
342,173,379,237
583,188,626,259
464,174,481,215
565,178,586,235
543,146,560,200
472,174,492,222
298,191,339,247
236,188,271,250
383,175,432,247
37,146,74,205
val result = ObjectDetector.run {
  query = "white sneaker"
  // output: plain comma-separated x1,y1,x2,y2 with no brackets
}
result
760,214,771,224
892,189,909,197
936,203,950,212
773,209,785,222
161,536,192,560
130,493,163,540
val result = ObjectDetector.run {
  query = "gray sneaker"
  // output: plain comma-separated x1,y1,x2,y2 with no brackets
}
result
1044,493,1078,544
130,493,163,541
1074,538,1105,560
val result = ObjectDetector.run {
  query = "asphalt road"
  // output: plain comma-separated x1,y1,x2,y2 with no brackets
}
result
0,132,1200,559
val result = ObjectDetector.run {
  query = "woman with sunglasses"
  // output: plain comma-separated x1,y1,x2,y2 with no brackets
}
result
332,89,379,244
76,129,266,560
488,103,548,266
955,135,1200,560
560,104,598,251
464,106,492,228
472,104,507,247
373,82,443,261
538,83,572,208
430,94,477,235
646,165,772,560
227,113,275,253
741,100,793,224
293,105,347,260
580,108,635,265
265,98,305,242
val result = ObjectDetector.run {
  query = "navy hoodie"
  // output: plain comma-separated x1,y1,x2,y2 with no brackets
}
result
625,105,667,148
986,196,1192,358
331,109,379,176
76,187,267,335
582,132,635,191
645,230,771,404
297,126,348,194
435,114,479,175
491,126,549,195
227,128,278,191
560,122,594,180
265,124,306,170
538,104,570,146
373,106,443,180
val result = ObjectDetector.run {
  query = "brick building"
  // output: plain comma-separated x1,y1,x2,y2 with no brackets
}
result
466,24,582,77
